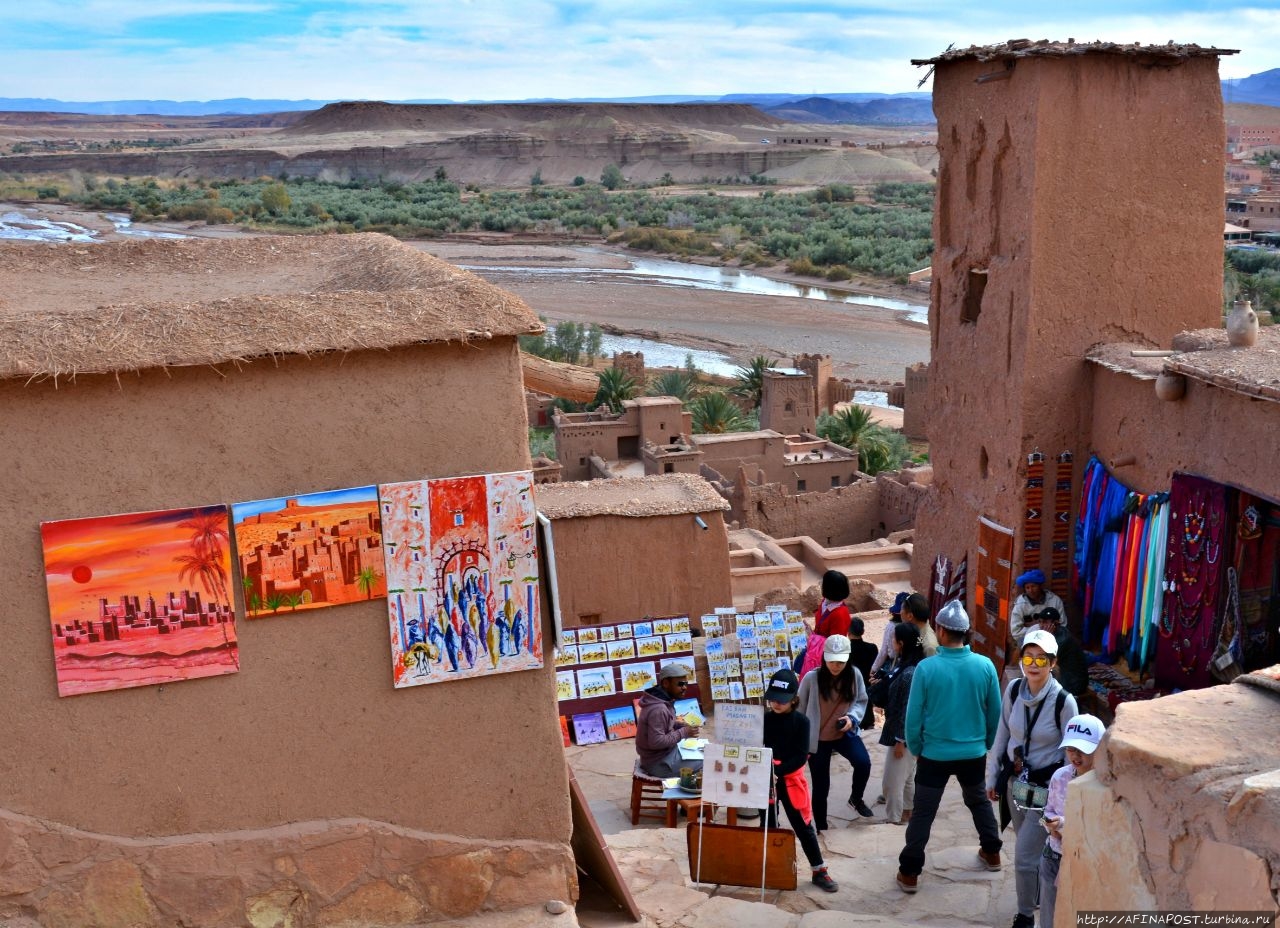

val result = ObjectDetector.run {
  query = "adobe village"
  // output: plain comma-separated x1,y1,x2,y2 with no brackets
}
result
0,39,1278,928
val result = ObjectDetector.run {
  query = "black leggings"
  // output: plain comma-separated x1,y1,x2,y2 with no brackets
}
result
765,776,824,869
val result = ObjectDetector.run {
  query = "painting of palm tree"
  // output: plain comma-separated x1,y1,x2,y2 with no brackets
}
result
40,504,240,697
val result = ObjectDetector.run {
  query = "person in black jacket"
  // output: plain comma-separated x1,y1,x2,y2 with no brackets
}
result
848,617,880,731
1035,607,1087,698
878,623,926,824
762,669,838,893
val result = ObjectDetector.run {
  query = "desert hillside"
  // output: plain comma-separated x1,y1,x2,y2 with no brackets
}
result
0,101,936,188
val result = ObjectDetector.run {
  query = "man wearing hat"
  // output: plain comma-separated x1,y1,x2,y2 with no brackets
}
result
1009,568,1065,652
895,600,1003,895
636,663,702,777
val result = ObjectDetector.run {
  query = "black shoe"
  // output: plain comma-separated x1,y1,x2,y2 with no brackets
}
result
811,868,838,893
1011,915,1035,928
849,799,874,818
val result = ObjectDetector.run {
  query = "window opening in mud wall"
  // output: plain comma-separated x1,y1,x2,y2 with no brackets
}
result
979,446,990,479
962,268,989,324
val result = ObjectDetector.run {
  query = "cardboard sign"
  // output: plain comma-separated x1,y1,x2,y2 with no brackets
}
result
714,703,765,746
702,743,772,810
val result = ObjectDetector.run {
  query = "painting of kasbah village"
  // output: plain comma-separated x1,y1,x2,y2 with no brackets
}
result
381,471,542,688
40,505,240,697
233,486,386,618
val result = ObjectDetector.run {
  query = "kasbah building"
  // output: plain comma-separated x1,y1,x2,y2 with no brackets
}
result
0,36,1276,928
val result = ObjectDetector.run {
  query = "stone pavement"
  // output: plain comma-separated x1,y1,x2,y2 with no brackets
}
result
570,716,1021,928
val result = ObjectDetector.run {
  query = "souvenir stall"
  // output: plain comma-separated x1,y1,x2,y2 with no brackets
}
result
1072,456,1280,717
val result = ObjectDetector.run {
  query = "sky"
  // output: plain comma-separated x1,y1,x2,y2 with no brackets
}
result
2,1,1280,102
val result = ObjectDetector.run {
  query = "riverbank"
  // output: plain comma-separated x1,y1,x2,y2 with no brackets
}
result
417,240,930,381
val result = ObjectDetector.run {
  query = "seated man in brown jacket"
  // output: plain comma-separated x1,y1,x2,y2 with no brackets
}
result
636,663,702,777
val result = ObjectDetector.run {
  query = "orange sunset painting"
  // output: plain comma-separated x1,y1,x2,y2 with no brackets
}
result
40,505,240,697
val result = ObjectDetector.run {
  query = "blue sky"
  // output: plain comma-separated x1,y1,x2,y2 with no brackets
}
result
2,1,1279,101
232,485,377,522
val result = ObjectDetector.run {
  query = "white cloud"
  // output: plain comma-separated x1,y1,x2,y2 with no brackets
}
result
1,2,1278,100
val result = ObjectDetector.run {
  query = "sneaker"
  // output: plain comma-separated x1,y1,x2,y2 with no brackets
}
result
899,810,912,824
895,870,918,894
978,849,1002,871
850,799,874,818
874,795,885,805
1011,915,1035,928
811,868,838,893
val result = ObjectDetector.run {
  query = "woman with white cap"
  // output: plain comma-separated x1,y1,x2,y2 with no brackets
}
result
985,629,1079,928
797,634,872,830
1039,714,1106,928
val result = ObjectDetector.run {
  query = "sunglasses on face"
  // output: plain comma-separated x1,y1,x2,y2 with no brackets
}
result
673,680,688,687
1021,655,1051,668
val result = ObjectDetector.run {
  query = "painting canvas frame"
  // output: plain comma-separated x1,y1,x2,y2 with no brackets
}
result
41,504,240,697
382,471,542,688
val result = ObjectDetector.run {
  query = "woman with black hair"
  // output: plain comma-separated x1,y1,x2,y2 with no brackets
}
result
797,634,872,830
812,569,852,638
878,622,927,825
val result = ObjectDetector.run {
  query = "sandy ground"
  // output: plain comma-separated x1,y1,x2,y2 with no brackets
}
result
417,241,930,381
2,203,930,381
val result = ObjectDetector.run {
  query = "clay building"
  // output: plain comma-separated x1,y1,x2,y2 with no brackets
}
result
552,396,696,481
534,474,732,627
0,234,573,926
611,349,645,381
912,37,1279,917
758,368,816,434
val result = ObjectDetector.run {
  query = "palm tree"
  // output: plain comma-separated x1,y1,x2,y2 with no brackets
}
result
356,566,379,600
285,593,304,611
264,593,287,615
175,509,236,663
818,406,898,475
729,356,777,409
647,370,694,401
593,368,638,413
241,576,256,615
689,391,747,434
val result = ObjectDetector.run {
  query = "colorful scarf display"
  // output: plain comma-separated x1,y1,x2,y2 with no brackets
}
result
1073,456,1170,667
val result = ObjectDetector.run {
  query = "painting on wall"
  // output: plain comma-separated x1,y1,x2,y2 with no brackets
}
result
41,505,240,698
382,471,542,688
233,486,385,618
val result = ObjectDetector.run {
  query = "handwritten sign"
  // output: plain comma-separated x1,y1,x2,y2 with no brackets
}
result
714,702,764,747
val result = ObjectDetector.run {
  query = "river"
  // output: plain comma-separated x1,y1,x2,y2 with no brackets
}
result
460,251,930,326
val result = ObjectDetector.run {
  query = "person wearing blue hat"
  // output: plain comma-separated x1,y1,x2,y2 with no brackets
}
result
1009,568,1065,652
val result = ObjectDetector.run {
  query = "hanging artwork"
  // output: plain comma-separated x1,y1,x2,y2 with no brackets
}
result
381,471,542,688
233,486,385,618
41,505,240,697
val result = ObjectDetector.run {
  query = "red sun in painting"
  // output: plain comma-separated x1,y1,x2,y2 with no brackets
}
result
71,565,92,584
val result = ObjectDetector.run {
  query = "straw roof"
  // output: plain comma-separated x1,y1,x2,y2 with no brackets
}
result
535,474,730,520
0,233,543,380
912,39,1236,66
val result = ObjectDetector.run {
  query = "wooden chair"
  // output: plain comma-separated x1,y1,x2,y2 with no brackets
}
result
630,760,669,825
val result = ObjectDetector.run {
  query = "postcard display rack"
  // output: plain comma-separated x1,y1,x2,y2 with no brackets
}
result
556,614,699,745
702,607,807,705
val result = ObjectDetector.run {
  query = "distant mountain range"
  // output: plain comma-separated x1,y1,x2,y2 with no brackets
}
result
4,74,1279,119
1223,69,1280,107
764,96,936,125
0,91,931,118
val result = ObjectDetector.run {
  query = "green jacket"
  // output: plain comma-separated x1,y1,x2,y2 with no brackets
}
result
903,645,1001,761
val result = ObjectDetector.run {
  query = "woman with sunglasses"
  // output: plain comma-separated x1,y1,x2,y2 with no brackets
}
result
985,629,1078,928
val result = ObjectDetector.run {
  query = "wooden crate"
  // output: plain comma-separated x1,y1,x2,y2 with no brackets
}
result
685,822,797,890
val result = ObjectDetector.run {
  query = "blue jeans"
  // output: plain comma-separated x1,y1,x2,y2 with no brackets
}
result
808,730,871,831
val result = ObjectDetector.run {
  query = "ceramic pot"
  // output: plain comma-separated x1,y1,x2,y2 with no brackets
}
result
1227,300,1259,348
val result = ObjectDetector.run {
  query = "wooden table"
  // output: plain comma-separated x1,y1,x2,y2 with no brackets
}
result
660,788,740,828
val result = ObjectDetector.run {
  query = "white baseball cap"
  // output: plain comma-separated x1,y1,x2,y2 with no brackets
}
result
1060,714,1105,754
823,635,851,662
1021,629,1059,656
